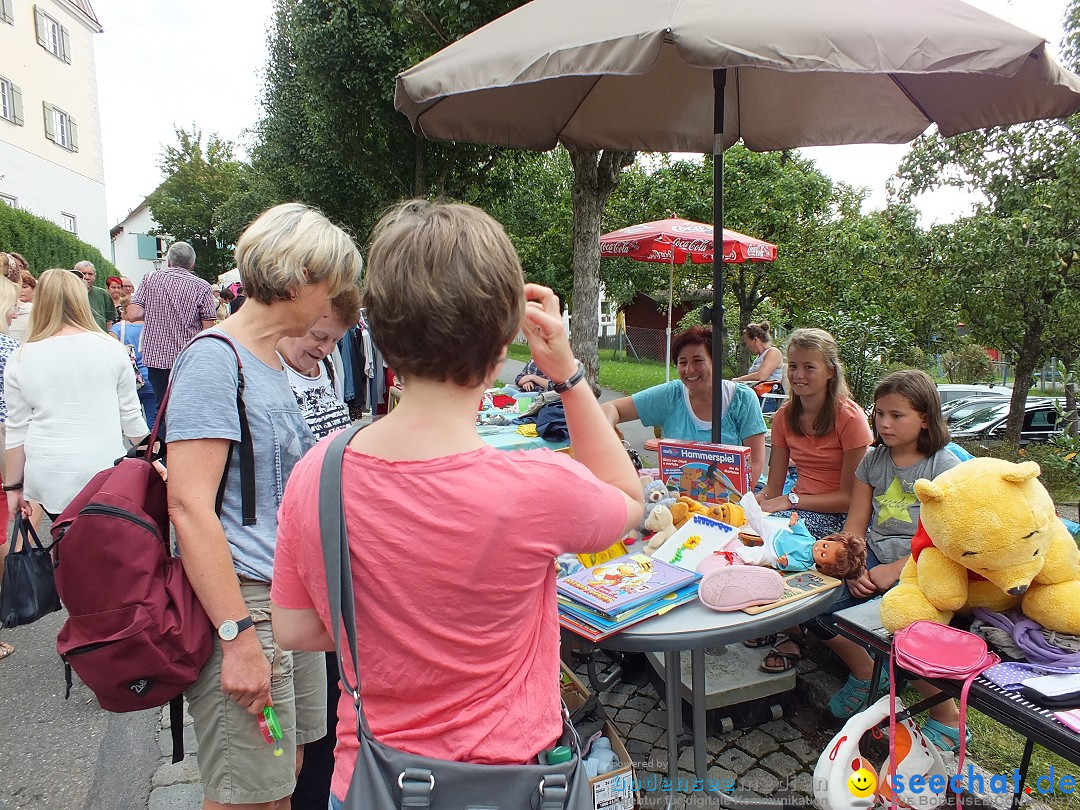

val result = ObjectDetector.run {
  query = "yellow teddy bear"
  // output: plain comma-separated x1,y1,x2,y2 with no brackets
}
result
880,458,1080,635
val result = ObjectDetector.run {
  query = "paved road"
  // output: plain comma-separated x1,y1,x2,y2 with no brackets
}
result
0,516,158,810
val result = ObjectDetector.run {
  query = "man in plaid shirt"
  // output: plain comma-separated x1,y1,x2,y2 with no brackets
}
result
126,242,217,434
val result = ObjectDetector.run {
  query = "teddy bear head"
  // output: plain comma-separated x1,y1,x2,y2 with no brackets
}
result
915,458,1057,595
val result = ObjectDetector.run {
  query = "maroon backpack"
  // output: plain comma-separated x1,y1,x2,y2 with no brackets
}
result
51,332,255,761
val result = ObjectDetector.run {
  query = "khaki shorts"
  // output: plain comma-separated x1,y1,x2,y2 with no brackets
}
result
186,582,327,804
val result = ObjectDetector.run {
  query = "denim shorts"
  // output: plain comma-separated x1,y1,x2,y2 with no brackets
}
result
185,581,327,804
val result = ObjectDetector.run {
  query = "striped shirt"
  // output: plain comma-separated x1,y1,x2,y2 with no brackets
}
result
131,266,217,369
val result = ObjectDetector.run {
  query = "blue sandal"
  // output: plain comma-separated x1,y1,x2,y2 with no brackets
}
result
828,673,890,720
921,719,970,754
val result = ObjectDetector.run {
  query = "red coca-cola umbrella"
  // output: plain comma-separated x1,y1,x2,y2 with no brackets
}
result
600,217,776,380
600,217,777,265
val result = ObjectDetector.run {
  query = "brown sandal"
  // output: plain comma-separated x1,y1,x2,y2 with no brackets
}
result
743,634,778,649
760,633,806,673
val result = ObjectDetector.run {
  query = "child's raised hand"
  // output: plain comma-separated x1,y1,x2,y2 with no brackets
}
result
522,284,577,384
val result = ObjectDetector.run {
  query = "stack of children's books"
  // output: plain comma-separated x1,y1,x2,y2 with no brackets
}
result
557,552,701,641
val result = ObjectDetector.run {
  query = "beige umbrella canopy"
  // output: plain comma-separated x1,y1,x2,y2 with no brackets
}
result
395,0,1080,441
396,0,1080,152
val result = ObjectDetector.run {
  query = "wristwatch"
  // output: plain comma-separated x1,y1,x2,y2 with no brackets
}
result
552,361,586,394
217,616,255,641
787,492,800,506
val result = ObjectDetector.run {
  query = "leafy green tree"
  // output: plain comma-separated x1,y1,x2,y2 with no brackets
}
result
896,118,1080,443
566,147,636,382
889,0,1080,444
481,150,575,301
255,0,524,236
146,127,249,281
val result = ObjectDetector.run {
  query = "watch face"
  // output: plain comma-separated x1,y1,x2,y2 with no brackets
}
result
788,493,799,505
218,620,239,641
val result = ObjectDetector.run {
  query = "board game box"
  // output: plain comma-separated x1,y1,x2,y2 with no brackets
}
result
657,439,753,501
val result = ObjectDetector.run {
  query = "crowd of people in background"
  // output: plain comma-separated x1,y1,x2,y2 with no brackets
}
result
0,198,974,807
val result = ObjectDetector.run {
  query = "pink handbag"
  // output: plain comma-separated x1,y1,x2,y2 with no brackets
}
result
888,621,999,796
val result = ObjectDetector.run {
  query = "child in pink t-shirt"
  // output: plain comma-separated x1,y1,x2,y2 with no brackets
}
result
271,200,642,806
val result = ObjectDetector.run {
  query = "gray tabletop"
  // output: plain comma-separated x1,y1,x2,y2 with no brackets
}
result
592,587,840,652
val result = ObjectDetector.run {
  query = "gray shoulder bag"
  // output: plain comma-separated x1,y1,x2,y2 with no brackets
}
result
318,424,594,809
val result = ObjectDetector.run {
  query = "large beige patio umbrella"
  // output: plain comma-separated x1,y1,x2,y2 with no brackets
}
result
395,0,1080,440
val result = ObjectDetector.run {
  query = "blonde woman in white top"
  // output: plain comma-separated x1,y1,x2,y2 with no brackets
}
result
4,269,148,521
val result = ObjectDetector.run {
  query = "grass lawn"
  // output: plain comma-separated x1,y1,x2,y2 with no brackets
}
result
508,341,668,395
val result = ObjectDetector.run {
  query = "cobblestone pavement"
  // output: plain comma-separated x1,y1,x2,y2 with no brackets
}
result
146,635,1061,810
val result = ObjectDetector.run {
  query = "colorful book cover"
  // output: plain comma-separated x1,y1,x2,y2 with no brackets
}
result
556,552,700,618
558,583,700,641
559,582,699,627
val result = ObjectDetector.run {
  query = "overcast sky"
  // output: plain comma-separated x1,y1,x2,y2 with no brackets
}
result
91,0,1069,229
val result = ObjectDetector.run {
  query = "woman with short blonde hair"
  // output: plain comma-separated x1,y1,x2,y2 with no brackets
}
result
5,269,147,521
165,203,362,808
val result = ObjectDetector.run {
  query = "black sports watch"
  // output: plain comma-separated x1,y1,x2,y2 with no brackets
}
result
217,616,255,641
552,361,586,394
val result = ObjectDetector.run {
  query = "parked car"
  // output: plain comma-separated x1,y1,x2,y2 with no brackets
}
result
950,398,1068,446
943,395,1012,426
936,383,1012,405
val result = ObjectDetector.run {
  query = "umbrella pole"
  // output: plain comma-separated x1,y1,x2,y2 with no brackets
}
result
666,252,674,383
711,68,727,445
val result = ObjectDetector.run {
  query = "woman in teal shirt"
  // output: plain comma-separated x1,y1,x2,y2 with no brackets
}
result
601,325,767,484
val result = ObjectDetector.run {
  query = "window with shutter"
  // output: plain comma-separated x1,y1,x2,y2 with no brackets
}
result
0,78,12,123
34,6,66,61
11,84,22,126
42,101,55,142
0,0,13,25
34,5,47,47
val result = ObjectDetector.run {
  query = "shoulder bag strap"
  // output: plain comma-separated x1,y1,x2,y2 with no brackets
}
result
318,424,368,736
322,355,337,391
150,332,257,525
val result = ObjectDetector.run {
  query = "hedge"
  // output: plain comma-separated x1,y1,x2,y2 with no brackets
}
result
0,204,118,282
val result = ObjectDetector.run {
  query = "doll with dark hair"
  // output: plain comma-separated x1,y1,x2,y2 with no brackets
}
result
813,532,867,580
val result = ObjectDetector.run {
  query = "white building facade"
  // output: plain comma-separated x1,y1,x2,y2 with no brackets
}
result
109,198,165,288
0,0,109,257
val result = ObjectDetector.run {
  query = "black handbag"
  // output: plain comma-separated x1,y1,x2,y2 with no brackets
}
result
0,515,61,628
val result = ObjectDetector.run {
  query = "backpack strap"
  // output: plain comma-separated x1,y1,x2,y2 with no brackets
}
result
322,355,337,392
151,332,257,526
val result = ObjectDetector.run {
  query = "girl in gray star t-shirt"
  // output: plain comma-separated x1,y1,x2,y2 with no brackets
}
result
818,371,966,751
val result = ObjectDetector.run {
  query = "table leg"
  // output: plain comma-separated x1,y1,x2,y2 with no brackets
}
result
1011,737,1035,810
692,647,707,782
664,649,680,790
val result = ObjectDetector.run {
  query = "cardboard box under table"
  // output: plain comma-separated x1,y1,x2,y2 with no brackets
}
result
560,664,638,810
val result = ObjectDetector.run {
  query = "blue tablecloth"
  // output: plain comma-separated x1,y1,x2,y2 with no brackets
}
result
477,423,569,452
